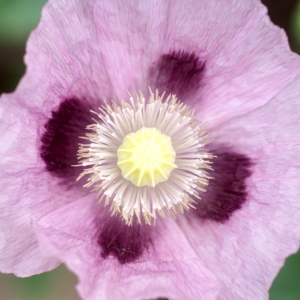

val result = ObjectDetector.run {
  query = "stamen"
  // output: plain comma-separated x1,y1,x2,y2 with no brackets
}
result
77,90,213,225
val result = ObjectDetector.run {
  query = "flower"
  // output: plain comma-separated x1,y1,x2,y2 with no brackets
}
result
1,0,300,299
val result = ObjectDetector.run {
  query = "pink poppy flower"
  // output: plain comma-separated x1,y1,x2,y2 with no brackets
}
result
1,0,300,299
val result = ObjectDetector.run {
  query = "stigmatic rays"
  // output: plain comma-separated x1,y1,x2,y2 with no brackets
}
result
77,91,213,225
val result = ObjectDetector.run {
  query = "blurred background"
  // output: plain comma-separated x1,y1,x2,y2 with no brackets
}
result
0,0,300,299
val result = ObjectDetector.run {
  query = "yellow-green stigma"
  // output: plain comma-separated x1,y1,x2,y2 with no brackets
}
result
117,127,177,187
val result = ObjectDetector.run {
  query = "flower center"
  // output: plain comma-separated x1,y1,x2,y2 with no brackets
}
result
77,91,213,225
117,127,177,187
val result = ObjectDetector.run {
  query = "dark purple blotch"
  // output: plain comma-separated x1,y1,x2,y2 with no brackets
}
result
145,298,169,300
98,216,152,264
194,149,253,222
150,50,205,99
40,98,93,179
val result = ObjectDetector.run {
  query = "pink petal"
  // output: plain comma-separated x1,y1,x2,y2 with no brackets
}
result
27,0,300,120
0,93,88,275
91,0,300,126
177,75,300,299
25,0,113,106
35,195,220,300
0,95,58,275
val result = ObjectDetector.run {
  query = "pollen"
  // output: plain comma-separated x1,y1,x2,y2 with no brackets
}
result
77,90,213,225
117,127,177,187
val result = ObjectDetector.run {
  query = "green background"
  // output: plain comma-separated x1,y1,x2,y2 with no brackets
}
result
0,0,300,299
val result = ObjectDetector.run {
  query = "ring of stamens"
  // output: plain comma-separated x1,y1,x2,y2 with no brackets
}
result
77,90,213,225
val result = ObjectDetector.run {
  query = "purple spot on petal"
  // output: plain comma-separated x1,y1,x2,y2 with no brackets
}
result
195,149,253,222
40,98,93,179
144,298,168,300
98,216,152,264
150,50,205,99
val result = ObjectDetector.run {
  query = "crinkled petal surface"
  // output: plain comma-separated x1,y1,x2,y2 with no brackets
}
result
1,0,300,299
0,0,113,275
35,195,220,300
0,92,64,275
190,74,300,299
